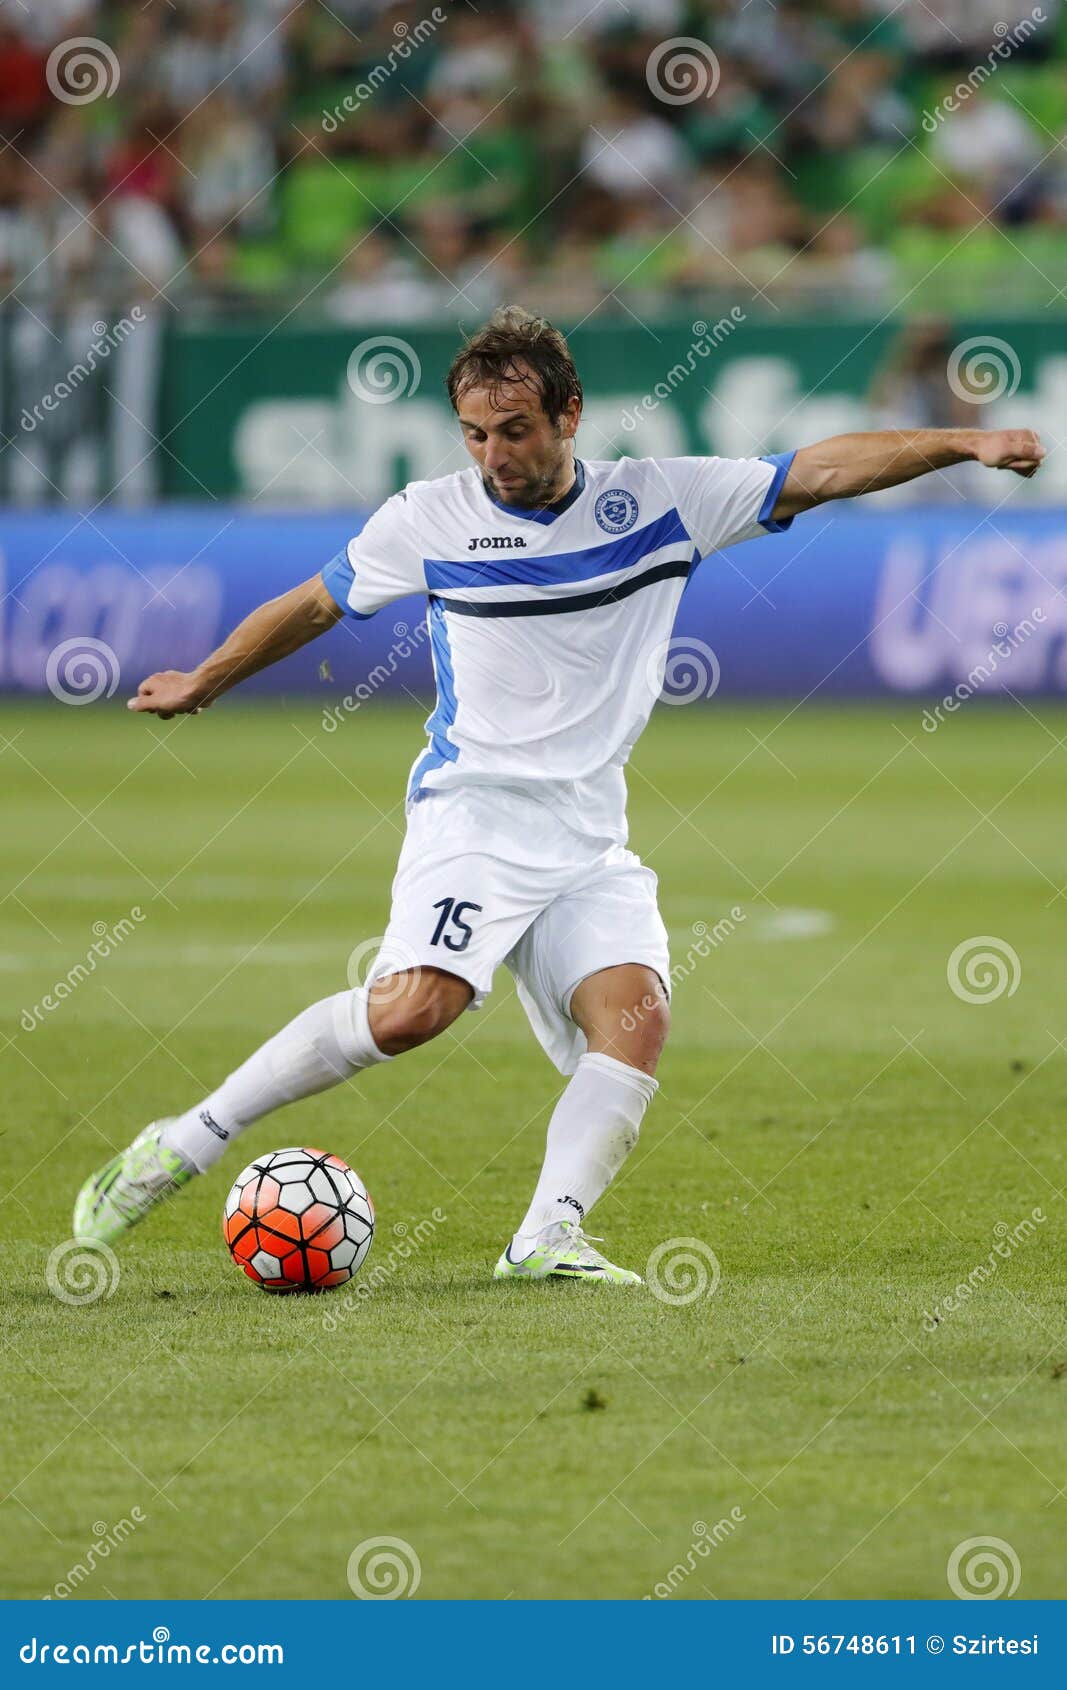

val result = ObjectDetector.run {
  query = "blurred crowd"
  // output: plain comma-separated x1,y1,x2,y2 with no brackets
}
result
1,0,1066,321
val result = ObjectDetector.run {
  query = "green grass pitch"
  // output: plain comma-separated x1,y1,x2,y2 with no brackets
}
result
1,698,1064,1601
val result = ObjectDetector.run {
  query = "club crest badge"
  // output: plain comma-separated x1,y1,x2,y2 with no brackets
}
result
594,489,639,534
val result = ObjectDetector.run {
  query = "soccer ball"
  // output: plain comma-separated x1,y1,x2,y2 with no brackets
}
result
223,1147,374,1293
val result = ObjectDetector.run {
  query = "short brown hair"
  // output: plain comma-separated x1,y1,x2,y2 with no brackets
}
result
446,305,583,426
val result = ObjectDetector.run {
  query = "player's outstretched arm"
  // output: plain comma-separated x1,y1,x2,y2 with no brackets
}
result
128,573,343,719
771,427,1045,521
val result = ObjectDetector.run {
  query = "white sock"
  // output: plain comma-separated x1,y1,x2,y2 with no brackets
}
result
160,988,389,1172
513,1052,657,1245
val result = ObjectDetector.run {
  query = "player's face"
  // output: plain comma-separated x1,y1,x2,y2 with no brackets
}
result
457,373,580,508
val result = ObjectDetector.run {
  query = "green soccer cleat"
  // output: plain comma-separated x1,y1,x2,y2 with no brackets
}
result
494,1220,643,1285
72,1122,194,1245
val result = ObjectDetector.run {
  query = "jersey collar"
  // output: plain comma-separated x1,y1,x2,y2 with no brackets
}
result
482,458,586,525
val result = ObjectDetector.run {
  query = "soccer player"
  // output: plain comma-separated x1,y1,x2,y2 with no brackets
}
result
73,307,1044,1283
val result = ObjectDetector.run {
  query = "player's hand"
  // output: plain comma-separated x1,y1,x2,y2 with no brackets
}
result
127,670,210,720
973,429,1046,478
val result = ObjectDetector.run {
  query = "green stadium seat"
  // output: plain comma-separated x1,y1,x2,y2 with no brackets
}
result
889,224,1055,311
840,148,942,239
990,66,1067,136
231,239,293,294
280,160,373,263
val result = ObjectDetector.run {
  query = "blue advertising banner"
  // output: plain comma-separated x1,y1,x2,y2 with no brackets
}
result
2,1599,1064,1683
2,505,1065,703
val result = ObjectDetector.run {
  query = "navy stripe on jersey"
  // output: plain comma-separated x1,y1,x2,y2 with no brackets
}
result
432,554,694,619
424,507,690,592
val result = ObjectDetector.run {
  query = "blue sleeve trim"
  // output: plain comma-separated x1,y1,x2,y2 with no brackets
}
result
321,547,373,619
757,450,797,533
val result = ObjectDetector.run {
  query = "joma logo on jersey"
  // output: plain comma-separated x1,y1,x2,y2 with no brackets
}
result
467,535,527,550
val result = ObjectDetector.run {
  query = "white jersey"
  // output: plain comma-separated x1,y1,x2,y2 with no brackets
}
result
322,452,796,843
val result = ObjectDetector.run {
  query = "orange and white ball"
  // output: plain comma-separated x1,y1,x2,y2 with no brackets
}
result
223,1147,374,1292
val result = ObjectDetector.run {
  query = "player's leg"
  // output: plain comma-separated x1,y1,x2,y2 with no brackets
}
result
497,867,671,1286
72,969,471,1243
72,782,559,1246
161,964,472,1165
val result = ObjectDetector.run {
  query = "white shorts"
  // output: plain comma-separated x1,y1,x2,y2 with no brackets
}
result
367,784,670,1074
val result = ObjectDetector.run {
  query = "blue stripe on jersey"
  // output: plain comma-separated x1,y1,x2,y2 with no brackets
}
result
433,554,693,620
758,451,797,533
408,599,459,798
320,547,373,619
424,507,690,592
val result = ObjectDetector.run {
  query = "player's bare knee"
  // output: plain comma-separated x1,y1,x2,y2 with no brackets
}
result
614,995,670,1075
583,993,670,1074
571,965,670,1075
368,969,472,1055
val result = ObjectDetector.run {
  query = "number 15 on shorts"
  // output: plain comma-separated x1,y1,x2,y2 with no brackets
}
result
430,897,483,953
